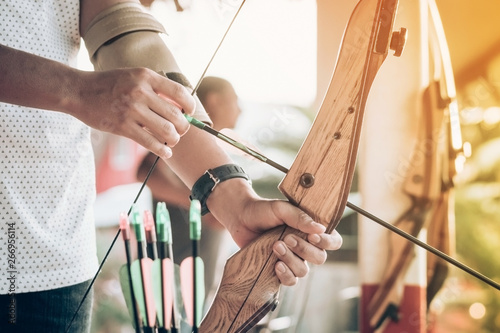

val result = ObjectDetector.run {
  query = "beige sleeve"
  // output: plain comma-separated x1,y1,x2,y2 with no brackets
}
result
82,2,212,125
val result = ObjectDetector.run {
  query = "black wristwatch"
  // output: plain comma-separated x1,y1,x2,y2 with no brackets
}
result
190,164,251,215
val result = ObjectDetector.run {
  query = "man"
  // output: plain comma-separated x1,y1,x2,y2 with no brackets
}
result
0,1,342,332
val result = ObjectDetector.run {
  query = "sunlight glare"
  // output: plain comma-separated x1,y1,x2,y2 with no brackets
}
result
151,0,317,107
469,302,486,320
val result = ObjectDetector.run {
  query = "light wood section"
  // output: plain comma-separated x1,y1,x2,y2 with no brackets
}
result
199,226,306,332
279,0,392,232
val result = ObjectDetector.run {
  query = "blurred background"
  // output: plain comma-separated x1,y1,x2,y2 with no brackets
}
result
80,0,500,332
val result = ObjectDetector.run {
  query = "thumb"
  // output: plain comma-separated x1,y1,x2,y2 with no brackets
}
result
268,201,326,235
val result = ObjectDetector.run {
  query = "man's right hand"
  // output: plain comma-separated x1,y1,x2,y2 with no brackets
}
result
76,68,196,160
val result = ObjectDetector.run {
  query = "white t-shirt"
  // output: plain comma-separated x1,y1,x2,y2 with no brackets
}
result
0,0,99,293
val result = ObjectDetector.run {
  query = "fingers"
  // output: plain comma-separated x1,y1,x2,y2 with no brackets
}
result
308,230,343,252
125,122,173,160
272,228,343,286
139,73,195,144
137,96,184,145
104,69,197,159
152,71,196,116
273,241,307,286
275,261,299,287
271,201,326,235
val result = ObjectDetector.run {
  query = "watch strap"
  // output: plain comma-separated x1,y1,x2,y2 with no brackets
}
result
190,164,250,215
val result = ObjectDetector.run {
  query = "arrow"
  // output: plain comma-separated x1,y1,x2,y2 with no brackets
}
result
118,212,142,333
180,200,205,333
153,202,179,333
131,205,157,332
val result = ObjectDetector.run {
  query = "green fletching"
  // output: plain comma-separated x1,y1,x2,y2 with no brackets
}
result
130,260,146,326
131,205,145,242
194,257,205,326
184,114,206,129
119,265,139,330
151,259,164,327
189,200,202,241
155,202,172,244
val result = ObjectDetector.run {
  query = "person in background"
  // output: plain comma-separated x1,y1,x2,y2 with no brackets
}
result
0,1,342,332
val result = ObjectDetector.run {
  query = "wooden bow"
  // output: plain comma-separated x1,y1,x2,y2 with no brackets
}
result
367,1,464,329
67,1,499,332
200,0,406,331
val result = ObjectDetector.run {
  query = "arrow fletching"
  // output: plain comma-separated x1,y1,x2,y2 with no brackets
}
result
180,256,205,327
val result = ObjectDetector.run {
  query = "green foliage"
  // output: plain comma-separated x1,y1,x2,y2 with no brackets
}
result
452,127,500,331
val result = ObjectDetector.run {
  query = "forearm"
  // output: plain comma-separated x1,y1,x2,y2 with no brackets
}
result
165,125,259,230
166,126,233,187
0,44,83,115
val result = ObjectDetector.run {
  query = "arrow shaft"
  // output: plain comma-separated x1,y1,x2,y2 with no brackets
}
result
191,118,500,291
345,201,500,290
125,240,142,333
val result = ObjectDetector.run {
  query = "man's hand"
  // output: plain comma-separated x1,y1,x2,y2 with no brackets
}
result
77,68,196,160
207,178,343,286
0,44,196,161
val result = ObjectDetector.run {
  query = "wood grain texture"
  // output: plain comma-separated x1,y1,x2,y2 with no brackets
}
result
200,226,306,332
199,0,400,331
279,0,388,232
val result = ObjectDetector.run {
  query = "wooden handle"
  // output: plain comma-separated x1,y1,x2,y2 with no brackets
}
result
199,1,404,331
199,226,305,333
279,0,390,232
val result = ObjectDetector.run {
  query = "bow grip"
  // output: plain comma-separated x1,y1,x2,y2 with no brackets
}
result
200,226,306,332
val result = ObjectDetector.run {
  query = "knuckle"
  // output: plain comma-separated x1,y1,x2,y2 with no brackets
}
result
170,82,187,100
133,67,153,80
326,232,343,251
301,260,310,276
279,272,298,287
284,277,298,287
315,251,327,265
178,117,190,135
168,134,180,147
128,84,149,100
160,122,180,147
297,210,313,228
335,233,344,249
141,133,157,150
165,104,189,135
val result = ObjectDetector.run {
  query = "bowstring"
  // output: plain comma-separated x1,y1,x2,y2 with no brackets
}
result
65,1,247,331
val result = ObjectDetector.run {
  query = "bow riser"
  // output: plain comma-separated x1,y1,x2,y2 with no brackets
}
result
279,0,400,233
201,0,404,331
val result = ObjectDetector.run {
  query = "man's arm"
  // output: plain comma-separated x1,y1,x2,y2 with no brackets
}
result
0,42,195,160
79,0,342,285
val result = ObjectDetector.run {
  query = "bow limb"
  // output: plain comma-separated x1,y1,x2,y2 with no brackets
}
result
201,0,405,331
426,0,463,292
367,0,465,327
426,189,454,304
367,79,446,329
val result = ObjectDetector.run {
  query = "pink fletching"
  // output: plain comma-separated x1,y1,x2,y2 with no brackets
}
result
180,257,194,326
119,212,130,240
162,258,175,328
143,210,155,232
141,258,157,327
